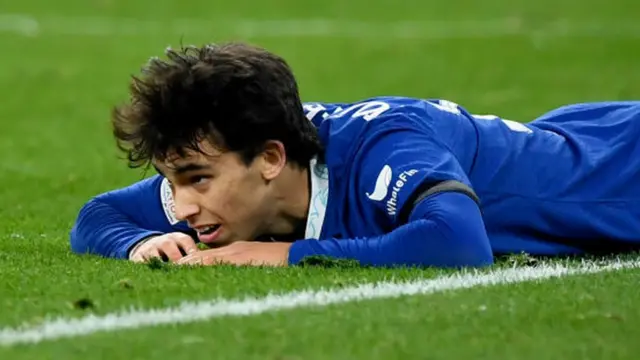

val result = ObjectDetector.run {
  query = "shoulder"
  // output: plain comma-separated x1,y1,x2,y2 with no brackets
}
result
304,96,433,120
305,97,458,141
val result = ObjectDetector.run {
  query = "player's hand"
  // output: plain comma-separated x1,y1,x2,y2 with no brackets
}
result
176,241,291,267
129,232,199,263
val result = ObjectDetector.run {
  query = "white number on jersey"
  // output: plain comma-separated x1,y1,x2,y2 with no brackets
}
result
430,100,532,134
329,101,391,122
304,101,391,123
472,114,532,133
303,103,327,121
430,99,462,115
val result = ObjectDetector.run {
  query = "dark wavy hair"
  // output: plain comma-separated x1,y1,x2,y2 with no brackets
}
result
111,42,322,169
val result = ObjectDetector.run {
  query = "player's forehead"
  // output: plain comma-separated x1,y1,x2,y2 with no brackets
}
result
153,145,220,174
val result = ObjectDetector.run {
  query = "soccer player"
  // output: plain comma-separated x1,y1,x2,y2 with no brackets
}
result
70,42,640,268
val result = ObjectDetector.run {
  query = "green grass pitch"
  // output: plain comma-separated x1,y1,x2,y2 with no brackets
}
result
1,0,640,358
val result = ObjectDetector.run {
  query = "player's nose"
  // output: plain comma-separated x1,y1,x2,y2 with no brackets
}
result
173,188,200,222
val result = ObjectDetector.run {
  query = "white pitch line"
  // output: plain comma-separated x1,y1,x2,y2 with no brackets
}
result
1,14,640,39
1,258,638,347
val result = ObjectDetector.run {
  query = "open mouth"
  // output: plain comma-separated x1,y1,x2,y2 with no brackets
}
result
198,224,220,235
196,224,223,244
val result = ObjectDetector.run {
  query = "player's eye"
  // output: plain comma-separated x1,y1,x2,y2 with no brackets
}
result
189,175,210,185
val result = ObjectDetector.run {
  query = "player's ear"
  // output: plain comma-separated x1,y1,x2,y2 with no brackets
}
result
259,140,287,181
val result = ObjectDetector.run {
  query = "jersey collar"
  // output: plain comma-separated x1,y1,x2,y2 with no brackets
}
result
304,157,330,239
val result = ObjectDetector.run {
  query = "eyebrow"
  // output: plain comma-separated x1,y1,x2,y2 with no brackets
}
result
154,163,209,176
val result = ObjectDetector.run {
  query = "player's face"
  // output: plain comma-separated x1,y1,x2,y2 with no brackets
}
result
153,141,277,247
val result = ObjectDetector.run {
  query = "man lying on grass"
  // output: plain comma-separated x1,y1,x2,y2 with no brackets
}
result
71,42,640,268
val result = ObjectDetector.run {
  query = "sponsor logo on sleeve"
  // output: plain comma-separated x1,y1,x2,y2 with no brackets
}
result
367,165,418,216
160,178,179,225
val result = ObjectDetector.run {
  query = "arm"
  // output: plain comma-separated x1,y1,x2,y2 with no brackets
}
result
291,106,494,268
70,175,193,259
288,191,493,268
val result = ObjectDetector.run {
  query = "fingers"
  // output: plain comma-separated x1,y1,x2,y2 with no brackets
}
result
141,248,162,262
129,233,200,264
176,249,224,266
174,234,199,256
158,241,184,262
176,253,202,265
130,242,156,263
159,234,198,262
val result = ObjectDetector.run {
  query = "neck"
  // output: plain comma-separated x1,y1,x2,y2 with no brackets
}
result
266,165,310,239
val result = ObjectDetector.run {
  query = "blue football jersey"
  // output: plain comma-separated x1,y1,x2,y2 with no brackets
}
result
71,96,640,262
303,97,640,255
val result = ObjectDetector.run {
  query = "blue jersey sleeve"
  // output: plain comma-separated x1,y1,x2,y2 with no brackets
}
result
289,192,493,268
289,105,494,268
69,175,192,259
355,110,475,226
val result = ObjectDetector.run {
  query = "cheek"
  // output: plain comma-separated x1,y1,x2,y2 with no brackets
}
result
229,175,269,214
205,182,238,213
205,175,263,215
